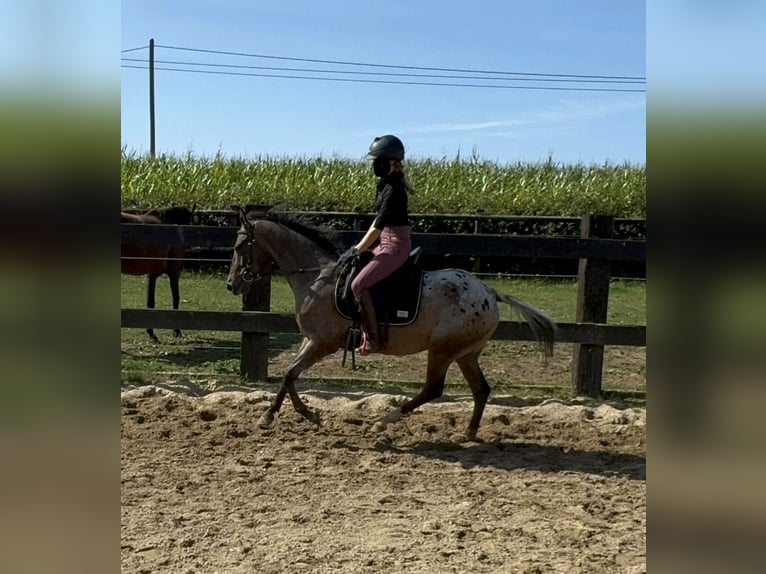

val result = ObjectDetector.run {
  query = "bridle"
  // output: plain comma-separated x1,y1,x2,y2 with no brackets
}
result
235,223,325,284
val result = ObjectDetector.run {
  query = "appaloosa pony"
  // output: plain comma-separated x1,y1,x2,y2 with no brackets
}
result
226,209,556,440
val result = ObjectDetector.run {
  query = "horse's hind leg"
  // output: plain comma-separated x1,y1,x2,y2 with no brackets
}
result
371,352,449,433
145,275,159,343
169,271,182,338
457,350,491,441
258,337,332,428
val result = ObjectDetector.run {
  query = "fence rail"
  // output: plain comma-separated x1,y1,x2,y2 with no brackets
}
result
121,309,646,347
121,225,646,261
120,213,646,397
122,207,646,227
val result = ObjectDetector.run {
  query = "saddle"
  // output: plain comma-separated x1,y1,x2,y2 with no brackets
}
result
334,247,424,327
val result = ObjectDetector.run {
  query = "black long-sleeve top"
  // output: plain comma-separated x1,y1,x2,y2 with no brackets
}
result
373,172,409,230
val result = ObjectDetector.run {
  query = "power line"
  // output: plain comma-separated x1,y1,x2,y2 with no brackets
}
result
155,43,645,81
121,64,645,93
121,57,644,86
122,45,148,53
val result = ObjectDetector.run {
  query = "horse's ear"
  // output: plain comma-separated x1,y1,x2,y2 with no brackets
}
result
190,203,196,215
238,206,249,227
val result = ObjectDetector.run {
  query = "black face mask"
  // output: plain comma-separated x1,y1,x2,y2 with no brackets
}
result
372,156,391,178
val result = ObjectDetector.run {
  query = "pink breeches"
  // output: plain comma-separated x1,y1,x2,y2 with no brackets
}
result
351,226,412,299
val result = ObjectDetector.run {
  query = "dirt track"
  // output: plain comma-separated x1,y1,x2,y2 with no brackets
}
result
121,385,646,574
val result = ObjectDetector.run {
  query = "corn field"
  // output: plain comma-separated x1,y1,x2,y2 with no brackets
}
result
121,149,645,217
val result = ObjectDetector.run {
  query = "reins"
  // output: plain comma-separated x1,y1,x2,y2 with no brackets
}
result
236,225,330,283
247,265,325,281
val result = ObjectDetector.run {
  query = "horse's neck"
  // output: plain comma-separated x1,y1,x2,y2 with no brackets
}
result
259,222,330,295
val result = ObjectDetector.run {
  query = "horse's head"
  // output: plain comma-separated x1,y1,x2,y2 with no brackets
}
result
151,205,196,225
226,207,274,295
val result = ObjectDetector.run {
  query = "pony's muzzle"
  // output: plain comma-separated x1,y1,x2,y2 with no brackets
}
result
226,277,249,296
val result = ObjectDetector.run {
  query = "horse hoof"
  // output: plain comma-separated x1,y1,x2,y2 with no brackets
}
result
302,409,321,426
457,430,481,444
173,330,182,338
371,421,386,433
257,411,275,428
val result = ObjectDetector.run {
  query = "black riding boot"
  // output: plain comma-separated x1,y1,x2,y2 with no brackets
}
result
356,289,381,354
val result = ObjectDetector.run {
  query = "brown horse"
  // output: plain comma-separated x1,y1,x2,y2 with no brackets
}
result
121,205,196,342
226,209,557,441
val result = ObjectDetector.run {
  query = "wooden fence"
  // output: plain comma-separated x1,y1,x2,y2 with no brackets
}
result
120,213,646,397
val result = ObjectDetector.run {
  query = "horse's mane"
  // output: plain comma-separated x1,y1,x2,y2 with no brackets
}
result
247,209,342,256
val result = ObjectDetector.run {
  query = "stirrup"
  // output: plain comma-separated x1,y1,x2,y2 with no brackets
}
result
342,327,362,369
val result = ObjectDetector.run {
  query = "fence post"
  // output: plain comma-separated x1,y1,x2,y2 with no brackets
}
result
472,211,483,273
572,214,614,397
240,276,271,382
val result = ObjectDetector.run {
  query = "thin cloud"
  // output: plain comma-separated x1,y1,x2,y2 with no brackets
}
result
405,119,527,134
388,96,645,136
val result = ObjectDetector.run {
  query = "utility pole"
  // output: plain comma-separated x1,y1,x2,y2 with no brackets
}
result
149,38,156,158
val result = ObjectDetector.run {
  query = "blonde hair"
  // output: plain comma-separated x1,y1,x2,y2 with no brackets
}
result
393,159,416,195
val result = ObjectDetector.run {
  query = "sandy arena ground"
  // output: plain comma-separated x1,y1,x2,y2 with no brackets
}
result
121,383,645,574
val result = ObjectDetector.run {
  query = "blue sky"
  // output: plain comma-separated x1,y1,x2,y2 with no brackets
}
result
121,1,645,165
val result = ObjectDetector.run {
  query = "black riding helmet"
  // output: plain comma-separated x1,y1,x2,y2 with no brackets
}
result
367,134,405,161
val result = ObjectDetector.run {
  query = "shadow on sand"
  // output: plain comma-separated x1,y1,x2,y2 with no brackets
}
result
370,439,645,481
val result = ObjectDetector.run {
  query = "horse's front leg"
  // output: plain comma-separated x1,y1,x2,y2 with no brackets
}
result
258,337,334,428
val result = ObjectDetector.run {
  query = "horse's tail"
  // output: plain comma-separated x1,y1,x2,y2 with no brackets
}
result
493,290,557,359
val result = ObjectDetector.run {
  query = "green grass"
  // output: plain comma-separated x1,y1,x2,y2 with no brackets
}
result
486,276,645,325
121,149,645,217
120,272,645,324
